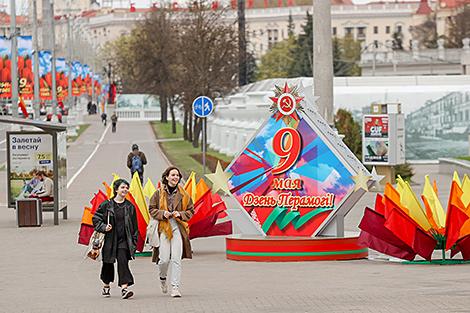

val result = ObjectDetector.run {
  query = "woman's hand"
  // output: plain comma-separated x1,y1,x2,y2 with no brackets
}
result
172,211,181,218
105,224,112,232
164,211,172,219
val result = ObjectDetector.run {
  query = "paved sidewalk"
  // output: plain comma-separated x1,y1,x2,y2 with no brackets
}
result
0,116,469,313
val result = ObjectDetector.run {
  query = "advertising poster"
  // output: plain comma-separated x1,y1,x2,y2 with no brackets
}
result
18,36,33,99
80,64,88,94
72,61,82,96
227,113,355,237
0,36,11,98
363,139,389,163
38,50,52,100
56,58,68,100
364,115,388,138
82,64,91,95
7,132,53,205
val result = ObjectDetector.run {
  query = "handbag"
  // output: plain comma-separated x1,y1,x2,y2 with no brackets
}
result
86,214,109,261
145,218,160,248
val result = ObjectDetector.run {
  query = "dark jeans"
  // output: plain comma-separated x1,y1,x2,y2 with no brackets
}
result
100,248,134,287
112,122,116,133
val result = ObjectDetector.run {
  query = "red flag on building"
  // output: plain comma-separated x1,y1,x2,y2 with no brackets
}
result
130,2,136,12
264,0,269,7
278,0,283,7
247,0,254,8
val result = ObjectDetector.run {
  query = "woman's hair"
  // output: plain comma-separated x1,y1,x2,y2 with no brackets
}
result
161,166,182,186
113,178,130,196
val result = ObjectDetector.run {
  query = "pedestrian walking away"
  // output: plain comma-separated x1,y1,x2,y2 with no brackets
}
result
111,113,118,132
92,179,139,300
127,144,147,184
149,166,194,298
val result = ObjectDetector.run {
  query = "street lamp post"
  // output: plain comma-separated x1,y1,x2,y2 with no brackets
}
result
32,0,41,120
313,0,334,125
50,1,57,117
10,0,18,118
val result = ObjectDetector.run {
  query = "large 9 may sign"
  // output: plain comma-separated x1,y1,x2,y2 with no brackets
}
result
226,84,371,237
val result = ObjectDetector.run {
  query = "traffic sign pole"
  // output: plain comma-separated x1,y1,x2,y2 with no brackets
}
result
202,117,206,175
192,96,214,175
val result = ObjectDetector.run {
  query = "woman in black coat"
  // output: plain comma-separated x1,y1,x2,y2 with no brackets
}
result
92,179,138,299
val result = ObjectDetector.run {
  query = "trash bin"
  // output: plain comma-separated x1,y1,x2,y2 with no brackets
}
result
16,199,42,227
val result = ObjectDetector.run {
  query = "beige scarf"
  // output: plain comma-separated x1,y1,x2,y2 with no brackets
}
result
158,185,190,240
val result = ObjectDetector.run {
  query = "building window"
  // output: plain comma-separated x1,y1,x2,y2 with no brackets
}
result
345,27,353,36
396,25,402,33
374,40,378,48
357,27,366,40
332,27,337,36
374,26,378,34
386,26,390,34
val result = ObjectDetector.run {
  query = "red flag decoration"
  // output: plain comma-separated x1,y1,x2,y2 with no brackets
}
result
231,0,237,9
130,2,136,12
127,193,147,252
78,190,108,245
278,0,283,7
189,193,232,239
287,0,293,5
247,0,254,8
358,173,470,262
211,0,219,10
445,181,470,250
264,0,268,7
359,207,416,261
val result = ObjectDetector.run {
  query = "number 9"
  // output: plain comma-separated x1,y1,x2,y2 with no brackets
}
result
272,128,301,175
19,78,27,88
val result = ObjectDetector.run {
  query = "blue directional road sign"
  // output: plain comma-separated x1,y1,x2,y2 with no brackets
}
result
192,96,214,118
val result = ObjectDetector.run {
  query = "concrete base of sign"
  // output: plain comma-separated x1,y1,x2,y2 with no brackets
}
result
226,235,368,262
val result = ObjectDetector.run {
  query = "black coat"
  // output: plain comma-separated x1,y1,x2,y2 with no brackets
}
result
92,199,139,263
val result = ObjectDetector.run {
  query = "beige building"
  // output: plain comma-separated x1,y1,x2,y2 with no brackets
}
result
16,0,470,64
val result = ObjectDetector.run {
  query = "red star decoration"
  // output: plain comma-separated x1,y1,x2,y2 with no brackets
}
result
270,83,304,122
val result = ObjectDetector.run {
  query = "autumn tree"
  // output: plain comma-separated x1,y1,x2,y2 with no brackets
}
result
411,14,438,48
176,4,239,147
447,5,470,48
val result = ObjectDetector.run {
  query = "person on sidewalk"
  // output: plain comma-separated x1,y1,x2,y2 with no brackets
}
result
127,144,147,184
92,179,138,300
111,113,118,133
149,166,194,298
101,112,107,126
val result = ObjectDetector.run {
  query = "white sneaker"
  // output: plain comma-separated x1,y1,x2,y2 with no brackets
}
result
160,279,168,294
170,286,181,298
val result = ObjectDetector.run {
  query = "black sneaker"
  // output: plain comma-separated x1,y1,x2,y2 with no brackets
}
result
102,286,110,298
121,288,134,299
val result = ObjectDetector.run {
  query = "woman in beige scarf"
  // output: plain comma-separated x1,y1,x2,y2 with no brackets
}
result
149,166,194,298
